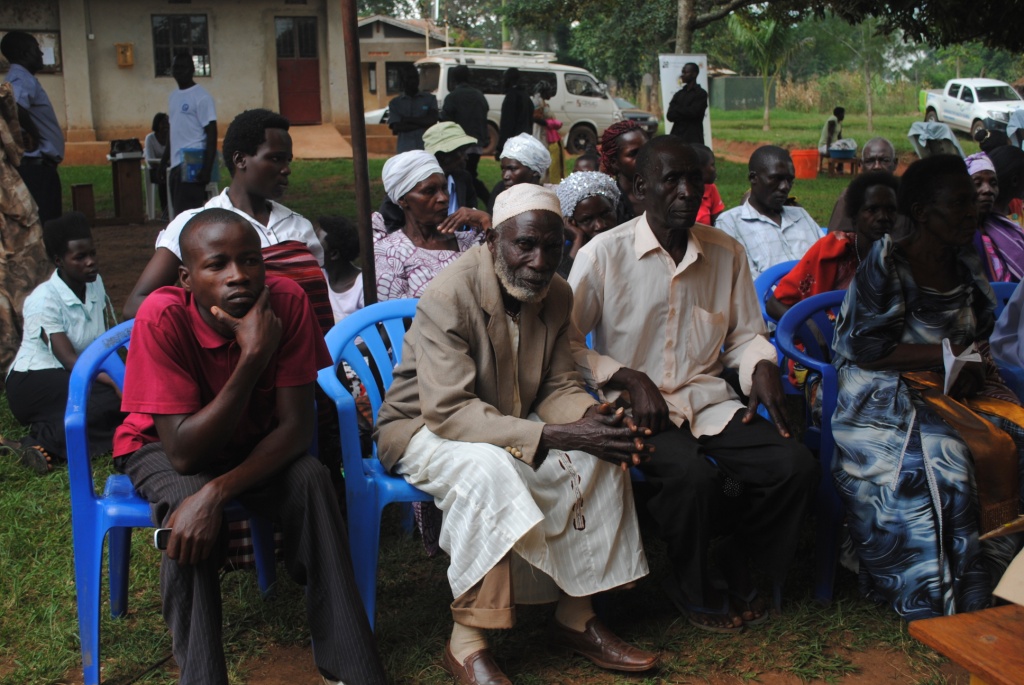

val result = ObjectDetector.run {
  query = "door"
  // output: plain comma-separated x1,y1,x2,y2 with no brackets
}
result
275,17,321,125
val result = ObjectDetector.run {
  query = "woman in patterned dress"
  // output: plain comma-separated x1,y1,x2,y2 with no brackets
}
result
831,155,1024,621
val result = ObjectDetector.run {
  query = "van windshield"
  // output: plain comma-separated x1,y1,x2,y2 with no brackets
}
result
419,63,440,92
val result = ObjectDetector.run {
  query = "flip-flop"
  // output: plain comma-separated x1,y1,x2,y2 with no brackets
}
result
660,577,744,634
729,588,770,627
19,444,55,475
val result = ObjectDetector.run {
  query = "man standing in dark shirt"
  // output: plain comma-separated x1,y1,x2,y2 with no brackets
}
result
441,65,491,201
388,66,439,153
497,68,534,159
666,62,707,145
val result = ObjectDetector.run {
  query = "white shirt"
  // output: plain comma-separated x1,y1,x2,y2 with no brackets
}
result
715,200,822,280
144,131,166,165
9,272,113,376
568,214,777,439
155,189,324,265
323,270,364,324
168,83,216,167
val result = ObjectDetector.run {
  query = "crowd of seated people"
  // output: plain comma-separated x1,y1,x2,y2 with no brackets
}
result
9,92,1024,685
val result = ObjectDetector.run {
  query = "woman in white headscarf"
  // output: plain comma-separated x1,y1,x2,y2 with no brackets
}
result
488,133,552,213
374,150,481,303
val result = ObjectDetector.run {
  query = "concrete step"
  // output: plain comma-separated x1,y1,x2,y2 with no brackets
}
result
289,123,352,159
364,135,397,155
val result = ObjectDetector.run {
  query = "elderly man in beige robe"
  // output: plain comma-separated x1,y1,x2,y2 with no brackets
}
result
375,184,657,685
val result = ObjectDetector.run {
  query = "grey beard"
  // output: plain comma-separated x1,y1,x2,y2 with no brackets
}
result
494,252,550,304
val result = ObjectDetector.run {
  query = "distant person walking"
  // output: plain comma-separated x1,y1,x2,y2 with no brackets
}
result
166,52,218,218
497,67,534,157
666,62,707,144
388,65,439,153
1,31,64,226
441,64,491,200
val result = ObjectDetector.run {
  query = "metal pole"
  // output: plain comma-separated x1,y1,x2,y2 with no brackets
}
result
340,0,377,305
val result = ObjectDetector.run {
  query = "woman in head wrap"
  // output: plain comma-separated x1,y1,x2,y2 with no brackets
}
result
967,151,1024,282
532,81,565,185
599,120,650,223
374,150,479,303
554,171,620,277
487,133,552,213
989,146,1024,230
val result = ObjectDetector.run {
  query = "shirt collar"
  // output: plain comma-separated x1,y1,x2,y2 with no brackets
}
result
49,270,98,309
186,290,233,349
211,188,295,229
633,212,705,272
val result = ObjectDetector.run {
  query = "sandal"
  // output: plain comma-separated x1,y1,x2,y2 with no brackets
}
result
19,444,55,475
660,577,744,634
729,589,770,627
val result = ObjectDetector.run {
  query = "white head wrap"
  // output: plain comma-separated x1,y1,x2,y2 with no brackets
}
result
492,183,562,228
382,150,444,203
556,171,621,219
500,133,552,176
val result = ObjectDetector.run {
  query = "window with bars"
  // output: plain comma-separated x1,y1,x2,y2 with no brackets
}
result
152,14,211,77
275,17,318,59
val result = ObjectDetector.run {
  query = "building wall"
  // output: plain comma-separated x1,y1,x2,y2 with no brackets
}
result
3,0,353,140
358,20,444,110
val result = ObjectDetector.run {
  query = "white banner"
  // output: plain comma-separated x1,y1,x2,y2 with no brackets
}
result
658,54,712,149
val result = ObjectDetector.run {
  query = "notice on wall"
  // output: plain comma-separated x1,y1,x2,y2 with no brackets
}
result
657,54,712,149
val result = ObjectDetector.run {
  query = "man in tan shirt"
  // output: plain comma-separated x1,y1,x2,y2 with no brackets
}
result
376,184,657,684
568,136,818,634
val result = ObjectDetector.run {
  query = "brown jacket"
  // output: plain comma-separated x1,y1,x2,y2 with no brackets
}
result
375,244,597,471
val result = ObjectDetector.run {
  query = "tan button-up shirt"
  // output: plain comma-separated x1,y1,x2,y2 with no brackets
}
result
568,214,777,438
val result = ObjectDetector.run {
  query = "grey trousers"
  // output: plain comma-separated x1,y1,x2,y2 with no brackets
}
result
125,443,388,685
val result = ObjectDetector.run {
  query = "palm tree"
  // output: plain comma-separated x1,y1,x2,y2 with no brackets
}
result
728,10,812,131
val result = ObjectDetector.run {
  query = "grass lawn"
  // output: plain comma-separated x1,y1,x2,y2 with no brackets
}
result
2,113,966,683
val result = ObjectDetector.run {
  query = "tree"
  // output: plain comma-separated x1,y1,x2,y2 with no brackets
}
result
727,10,810,130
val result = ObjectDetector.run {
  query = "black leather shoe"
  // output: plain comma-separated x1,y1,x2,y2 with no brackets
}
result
551,617,658,672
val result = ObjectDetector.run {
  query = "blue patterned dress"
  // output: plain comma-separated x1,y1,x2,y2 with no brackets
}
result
831,236,1024,621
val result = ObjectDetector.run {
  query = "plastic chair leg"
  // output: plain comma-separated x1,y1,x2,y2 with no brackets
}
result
347,501,384,629
75,526,106,685
108,526,132,618
249,516,277,598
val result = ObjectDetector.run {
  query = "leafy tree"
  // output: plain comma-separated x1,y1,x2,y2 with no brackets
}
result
727,10,811,130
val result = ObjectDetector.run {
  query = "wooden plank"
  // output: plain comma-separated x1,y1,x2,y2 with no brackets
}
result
909,605,1024,685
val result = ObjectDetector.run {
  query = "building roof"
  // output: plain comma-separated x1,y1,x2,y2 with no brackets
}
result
358,15,447,42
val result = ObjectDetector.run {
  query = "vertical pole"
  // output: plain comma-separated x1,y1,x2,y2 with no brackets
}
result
340,0,377,305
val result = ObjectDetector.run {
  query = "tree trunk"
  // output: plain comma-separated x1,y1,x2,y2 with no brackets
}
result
863,63,874,133
762,74,772,131
676,0,694,53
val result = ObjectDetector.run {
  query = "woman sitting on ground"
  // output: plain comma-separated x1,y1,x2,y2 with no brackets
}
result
487,133,551,213
316,216,364,324
554,171,620,278
767,171,899,321
598,120,649,224
831,154,1024,621
3,213,124,474
123,108,332,332
966,152,1024,283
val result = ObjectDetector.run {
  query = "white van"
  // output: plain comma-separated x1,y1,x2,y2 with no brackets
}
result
416,47,624,155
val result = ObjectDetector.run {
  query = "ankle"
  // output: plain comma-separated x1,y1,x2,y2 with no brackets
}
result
450,622,488,662
555,594,595,632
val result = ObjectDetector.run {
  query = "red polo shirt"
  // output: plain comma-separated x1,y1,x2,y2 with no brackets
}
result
113,276,331,461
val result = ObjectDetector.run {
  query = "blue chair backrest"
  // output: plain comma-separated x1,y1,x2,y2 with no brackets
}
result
775,290,847,373
991,281,1017,320
317,299,418,474
66,320,134,503
754,260,799,326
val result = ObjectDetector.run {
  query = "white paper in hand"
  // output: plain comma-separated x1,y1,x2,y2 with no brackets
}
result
994,549,1024,606
942,339,982,395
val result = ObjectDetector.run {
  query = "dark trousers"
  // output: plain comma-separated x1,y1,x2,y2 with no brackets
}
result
17,160,62,226
169,165,209,218
464,153,490,206
5,368,123,461
640,411,818,606
124,444,388,685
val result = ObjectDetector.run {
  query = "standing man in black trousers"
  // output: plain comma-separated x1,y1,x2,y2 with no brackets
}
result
442,65,491,201
666,62,708,145
2,31,64,226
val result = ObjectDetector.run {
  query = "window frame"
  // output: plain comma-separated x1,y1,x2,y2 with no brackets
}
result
151,13,211,78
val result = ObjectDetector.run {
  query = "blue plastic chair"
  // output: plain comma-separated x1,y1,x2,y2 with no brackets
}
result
754,260,799,328
775,290,846,605
989,281,1024,398
66,320,277,685
991,281,1016,319
317,299,432,629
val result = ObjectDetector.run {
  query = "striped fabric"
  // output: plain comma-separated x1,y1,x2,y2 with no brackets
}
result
263,240,334,336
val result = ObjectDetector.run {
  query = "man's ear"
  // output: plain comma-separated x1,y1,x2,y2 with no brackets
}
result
909,201,928,226
178,264,192,293
633,173,646,201
485,227,498,254
232,150,247,173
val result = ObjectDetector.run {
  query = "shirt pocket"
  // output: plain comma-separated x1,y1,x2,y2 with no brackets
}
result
687,307,727,369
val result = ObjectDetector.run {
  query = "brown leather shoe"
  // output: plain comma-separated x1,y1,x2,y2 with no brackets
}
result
442,643,512,685
551,617,658,673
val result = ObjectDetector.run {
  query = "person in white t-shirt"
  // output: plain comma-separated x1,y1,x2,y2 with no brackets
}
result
124,109,324,319
166,52,217,217
316,216,364,324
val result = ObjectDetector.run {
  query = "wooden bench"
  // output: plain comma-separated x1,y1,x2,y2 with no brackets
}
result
909,604,1024,685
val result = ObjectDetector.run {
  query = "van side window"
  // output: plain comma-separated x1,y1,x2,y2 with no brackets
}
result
947,83,961,98
959,88,975,103
566,73,604,98
520,71,558,96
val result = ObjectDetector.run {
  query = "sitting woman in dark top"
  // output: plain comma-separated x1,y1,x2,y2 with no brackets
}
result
554,171,621,278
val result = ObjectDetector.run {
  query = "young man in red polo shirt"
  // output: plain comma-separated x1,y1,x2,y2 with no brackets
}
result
113,208,386,685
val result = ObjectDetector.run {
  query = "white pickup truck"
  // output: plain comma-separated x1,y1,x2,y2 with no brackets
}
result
924,78,1024,137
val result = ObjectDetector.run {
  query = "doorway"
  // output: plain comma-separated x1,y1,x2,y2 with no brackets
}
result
275,17,321,125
